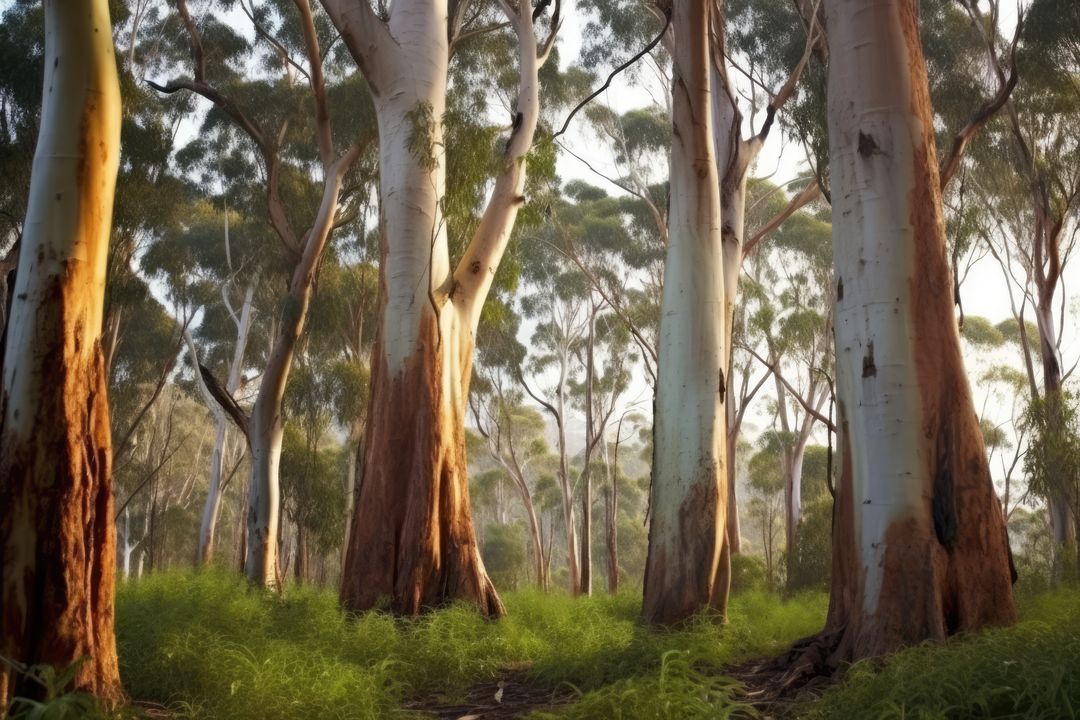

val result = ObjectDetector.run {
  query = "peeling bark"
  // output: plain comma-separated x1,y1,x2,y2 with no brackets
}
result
329,0,555,615
0,0,123,705
814,0,1016,664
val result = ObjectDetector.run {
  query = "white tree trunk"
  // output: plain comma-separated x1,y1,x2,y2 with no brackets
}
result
642,0,728,625
194,282,254,566
820,0,1015,661
328,0,551,614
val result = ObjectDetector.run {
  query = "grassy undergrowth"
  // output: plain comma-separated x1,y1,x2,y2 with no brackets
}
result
800,590,1080,720
116,573,1080,719
115,571,824,719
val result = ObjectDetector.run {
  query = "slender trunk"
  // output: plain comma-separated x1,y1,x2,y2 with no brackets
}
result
818,0,1016,663
341,420,363,569
642,0,728,625
784,441,807,585
725,423,741,553
556,355,582,595
197,421,229,565
605,485,618,593
245,148,354,588
0,3,123,704
197,282,254,566
580,473,592,596
1038,326,1076,562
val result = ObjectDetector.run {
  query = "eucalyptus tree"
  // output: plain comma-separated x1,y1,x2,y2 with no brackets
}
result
142,193,265,567
0,0,123,705
964,0,1080,558
569,303,633,595
637,0,733,625
518,246,591,595
815,0,1015,662
148,0,372,587
470,370,551,589
319,0,563,615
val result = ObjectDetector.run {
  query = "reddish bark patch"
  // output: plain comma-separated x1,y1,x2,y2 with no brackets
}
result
0,338,121,706
642,470,726,625
340,308,502,617
800,0,1016,672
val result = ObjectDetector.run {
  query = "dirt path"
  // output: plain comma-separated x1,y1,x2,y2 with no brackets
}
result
401,667,578,719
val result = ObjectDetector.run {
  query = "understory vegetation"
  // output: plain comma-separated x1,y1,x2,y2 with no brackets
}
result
110,572,1080,719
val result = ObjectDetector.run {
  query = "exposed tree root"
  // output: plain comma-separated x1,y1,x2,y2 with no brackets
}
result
726,631,847,715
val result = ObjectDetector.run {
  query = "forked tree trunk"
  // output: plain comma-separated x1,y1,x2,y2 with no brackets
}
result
0,0,123,705
328,0,552,615
817,0,1016,663
642,0,729,625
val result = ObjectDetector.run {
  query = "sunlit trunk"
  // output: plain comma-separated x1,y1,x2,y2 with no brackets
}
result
819,0,1016,662
642,0,728,625
334,0,548,614
0,0,122,704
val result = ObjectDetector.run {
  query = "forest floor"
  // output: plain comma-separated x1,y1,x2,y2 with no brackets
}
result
111,572,1080,719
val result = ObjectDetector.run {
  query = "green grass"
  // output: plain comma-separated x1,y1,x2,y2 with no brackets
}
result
799,591,1080,720
115,571,825,719
116,573,1080,719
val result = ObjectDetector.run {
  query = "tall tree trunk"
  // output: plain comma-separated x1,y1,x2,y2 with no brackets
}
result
1036,315,1076,566
0,0,122,705
817,0,1016,663
642,0,728,625
341,422,363,569
329,0,552,616
725,423,742,554
580,474,592,596
605,485,618,593
243,149,356,588
557,356,582,595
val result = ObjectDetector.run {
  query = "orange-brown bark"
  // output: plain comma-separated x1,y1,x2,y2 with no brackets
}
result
1,2,122,703
810,0,1016,666
0,350,120,707
340,311,502,617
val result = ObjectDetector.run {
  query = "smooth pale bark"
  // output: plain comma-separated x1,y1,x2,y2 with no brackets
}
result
245,150,358,587
642,0,728,625
0,0,122,705
327,0,552,615
604,438,618,593
818,0,1015,663
557,357,582,595
190,283,253,566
